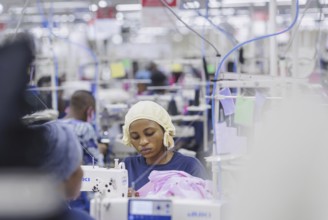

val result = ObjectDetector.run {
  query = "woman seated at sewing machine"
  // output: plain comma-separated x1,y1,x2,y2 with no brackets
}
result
122,101,209,197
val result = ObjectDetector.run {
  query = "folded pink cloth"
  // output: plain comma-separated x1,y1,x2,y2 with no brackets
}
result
137,170,213,199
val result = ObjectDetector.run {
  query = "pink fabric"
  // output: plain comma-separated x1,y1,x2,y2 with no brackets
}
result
137,170,213,199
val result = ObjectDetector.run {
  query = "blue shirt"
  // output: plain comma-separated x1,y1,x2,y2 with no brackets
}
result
123,151,208,190
66,207,95,220
60,119,103,212
60,118,104,166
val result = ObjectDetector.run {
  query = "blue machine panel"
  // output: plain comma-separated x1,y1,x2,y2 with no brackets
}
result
128,199,172,220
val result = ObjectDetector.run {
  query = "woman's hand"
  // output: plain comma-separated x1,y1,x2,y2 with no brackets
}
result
128,188,140,197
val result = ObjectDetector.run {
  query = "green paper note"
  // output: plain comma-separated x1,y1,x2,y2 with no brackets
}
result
234,97,255,127
122,59,131,69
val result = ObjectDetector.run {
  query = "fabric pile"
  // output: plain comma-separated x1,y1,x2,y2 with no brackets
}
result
138,170,213,199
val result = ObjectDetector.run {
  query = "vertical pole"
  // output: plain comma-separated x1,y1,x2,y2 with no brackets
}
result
213,82,220,200
291,0,299,78
95,62,100,135
269,0,278,77
50,59,58,111
203,95,209,152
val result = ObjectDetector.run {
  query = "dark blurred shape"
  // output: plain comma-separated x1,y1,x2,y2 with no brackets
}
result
0,33,53,219
37,76,53,108
194,87,200,106
239,47,244,64
0,33,91,220
202,56,209,81
36,75,68,118
0,34,47,168
227,61,235,72
24,88,49,114
167,98,179,116
148,62,167,94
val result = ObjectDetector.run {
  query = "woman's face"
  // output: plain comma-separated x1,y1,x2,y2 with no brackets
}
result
129,119,165,164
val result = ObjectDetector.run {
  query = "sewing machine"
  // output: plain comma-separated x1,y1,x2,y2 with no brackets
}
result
81,159,128,198
90,197,221,220
81,160,221,220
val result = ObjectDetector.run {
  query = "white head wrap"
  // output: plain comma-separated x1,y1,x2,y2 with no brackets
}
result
122,101,175,149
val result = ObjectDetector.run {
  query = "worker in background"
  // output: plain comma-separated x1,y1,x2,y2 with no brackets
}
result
60,90,106,212
169,63,184,85
133,61,152,95
37,75,68,118
122,101,208,194
147,62,168,94
135,69,151,95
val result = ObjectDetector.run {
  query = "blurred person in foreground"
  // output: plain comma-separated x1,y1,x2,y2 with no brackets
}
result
225,89,328,220
34,121,94,220
0,32,93,219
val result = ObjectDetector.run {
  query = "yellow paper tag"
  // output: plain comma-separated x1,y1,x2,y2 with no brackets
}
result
110,62,126,78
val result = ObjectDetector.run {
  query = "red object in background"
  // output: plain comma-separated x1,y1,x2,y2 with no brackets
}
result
0,23,6,31
142,0,177,7
252,10,269,21
96,6,116,19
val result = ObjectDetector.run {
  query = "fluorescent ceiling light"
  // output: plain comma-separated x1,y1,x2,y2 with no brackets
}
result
138,27,168,35
116,12,124,20
222,8,235,15
89,4,98,12
116,4,142,11
9,7,39,14
221,0,306,5
253,3,266,6
83,14,92,21
183,1,200,9
42,1,90,9
208,2,221,8
10,2,89,14
98,0,108,8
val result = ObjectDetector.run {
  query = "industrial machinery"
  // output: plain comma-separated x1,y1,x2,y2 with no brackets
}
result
80,159,221,220
90,197,221,220
81,159,128,198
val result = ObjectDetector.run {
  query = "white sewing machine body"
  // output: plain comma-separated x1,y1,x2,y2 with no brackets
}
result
81,160,128,198
91,197,221,220
80,159,221,220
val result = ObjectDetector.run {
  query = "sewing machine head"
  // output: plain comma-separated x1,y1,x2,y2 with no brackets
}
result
81,159,128,198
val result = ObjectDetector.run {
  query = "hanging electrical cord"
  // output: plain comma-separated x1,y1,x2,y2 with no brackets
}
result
158,0,219,153
50,32,99,82
36,0,99,88
162,6,208,55
299,0,325,63
183,0,239,73
211,0,300,156
315,0,326,69
36,0,100,131
196,8,239,72
158,0,221,57
186,1,238,45
281,0,324,76
282,0,314,58
36,0,59,110
52,10,99,133
14,0,30,38
13,0,53,111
